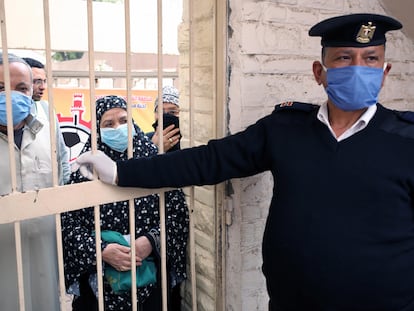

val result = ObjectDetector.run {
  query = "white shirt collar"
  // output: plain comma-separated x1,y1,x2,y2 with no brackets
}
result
317,102,377,141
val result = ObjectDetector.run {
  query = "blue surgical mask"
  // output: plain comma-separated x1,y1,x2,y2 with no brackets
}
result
0,91,33,126
100,123,136,152
325,65,384,111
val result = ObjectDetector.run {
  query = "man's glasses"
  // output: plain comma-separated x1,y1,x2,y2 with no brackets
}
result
33,79,47,86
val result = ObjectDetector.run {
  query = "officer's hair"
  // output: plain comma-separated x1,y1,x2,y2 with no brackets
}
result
321,47,326,64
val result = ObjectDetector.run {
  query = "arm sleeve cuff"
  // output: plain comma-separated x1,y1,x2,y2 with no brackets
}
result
143,228,161,258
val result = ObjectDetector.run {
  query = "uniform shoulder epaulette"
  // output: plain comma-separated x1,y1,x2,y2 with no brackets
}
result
395,110,414,124
274,101,319,113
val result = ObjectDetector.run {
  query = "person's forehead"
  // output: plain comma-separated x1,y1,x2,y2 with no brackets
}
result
162,102,178,108
101,107,127,119
0,62,31,84
325,45,385,55
31,67,46,79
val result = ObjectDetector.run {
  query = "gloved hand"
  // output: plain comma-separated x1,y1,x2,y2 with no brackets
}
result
72,150,118,185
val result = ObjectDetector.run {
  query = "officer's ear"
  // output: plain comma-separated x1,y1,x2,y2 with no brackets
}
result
312,61,325,86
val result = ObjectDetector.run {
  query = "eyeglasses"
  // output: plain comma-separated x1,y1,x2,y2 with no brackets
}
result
33,79,47,86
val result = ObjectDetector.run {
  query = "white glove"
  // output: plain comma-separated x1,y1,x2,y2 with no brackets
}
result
72,150,118,185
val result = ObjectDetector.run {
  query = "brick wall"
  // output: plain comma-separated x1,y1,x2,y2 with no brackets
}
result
179,1,219,310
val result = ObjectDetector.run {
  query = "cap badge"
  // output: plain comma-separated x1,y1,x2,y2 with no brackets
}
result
356,22,376,43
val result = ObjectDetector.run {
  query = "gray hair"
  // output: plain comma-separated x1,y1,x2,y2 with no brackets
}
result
0,52,33,81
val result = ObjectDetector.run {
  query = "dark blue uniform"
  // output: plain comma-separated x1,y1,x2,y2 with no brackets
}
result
117,102,414,310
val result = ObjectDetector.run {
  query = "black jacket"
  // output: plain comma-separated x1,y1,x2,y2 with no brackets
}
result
118,103,414,310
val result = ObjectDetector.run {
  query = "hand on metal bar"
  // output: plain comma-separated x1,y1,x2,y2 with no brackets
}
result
73,150,118,185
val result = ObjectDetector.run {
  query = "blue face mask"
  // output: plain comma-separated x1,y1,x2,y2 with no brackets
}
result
0,91,33,126
100,123,136,152
325,65,384,111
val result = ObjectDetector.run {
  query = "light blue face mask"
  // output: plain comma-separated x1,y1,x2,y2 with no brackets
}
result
325,65,384,111
100,123,136,152
0,91,33,126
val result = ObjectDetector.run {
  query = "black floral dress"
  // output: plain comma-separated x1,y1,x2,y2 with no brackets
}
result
61,96,189,310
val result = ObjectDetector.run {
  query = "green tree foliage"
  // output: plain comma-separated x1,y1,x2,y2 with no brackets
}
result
52,52,84,62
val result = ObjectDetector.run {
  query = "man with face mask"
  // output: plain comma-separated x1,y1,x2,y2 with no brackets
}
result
74,14,414,310
0,53,62,310
22,57,70,184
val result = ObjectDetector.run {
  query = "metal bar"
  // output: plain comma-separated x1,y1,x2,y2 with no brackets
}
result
93,204,104,311
42,0,59,187
0,0,17,195
40,1,68,309
51,70,178,78
84,2,105,309
156,1,169,310
0,2,26,310
55,214,66,311
14,222,25,311
123,1,138,309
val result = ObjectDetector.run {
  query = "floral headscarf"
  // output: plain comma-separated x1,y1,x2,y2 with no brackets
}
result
94,95,158,160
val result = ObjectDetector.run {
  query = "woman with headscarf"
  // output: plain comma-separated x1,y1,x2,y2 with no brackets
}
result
61,95,189,310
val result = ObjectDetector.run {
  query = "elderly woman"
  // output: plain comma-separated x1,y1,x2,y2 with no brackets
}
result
62,95,189,310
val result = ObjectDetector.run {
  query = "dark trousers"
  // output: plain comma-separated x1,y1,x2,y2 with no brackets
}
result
170,285,182,311
72,274,98,311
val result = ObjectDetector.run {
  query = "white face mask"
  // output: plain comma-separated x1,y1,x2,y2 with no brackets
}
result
0,91,33,125
100,124,136,152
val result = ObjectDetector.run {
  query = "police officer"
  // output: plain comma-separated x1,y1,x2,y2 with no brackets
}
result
74,13,414,310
